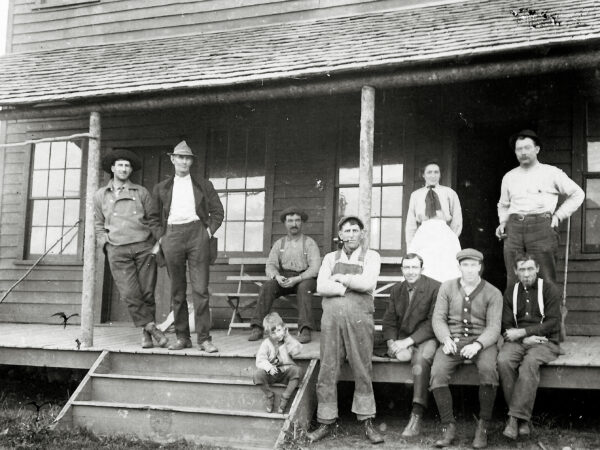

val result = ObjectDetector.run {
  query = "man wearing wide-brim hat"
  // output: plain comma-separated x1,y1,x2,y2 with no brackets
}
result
429,248,503,448
496,129,584,287
147,140,224,352
247,206,321,344
93,149,168,349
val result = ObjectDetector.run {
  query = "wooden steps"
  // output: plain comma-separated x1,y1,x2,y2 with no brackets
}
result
53,350,318,449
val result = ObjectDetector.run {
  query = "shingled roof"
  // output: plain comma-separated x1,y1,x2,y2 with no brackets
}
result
1,0,599,106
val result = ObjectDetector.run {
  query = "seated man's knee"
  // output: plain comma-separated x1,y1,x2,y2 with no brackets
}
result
260,279,280,294
287,365,301,379
478,363,499,385
297,278,316,292
253,368,269,385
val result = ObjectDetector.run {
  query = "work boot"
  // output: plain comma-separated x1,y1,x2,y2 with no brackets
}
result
401,413,422,437
168,338,192,351
199,340,218,353
363,418,384,444
248,327,263,341
141,330,153,348
278,395,290,414
307,423,333,443
502,416,518,440
518,420,531,436
434,422,456,448
264,393,274,413
144,322,168,348
472,419,489,449
298,328,312,344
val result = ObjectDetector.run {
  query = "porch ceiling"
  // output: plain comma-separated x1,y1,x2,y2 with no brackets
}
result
1,0,600,107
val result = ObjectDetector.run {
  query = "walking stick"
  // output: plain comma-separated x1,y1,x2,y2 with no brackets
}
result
560,217,571,342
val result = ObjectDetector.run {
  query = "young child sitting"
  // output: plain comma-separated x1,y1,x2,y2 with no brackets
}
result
253,312,303,414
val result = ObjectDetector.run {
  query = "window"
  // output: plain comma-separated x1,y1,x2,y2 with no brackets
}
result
207,128,267,254
26,141,84,259
336,140,404,251
584,103,600,252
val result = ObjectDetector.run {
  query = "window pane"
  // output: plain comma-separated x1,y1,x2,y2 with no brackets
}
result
585,210,600,246
244,222,263,251
31,170,49,197
29,227,46,254
62,227,78,254
370,217,380,250
246,191,264,221
588,143,600,172
382,186,403,216
50,142,67,168
373,165,382,184
66,142,82,168
64,169,80,196
246,175,265,189
586,179,600,207
64,199,80,226
381,218,403,250
47,200,64,226
225,222,244,251
210,177,227,190
371,187,381,217
46,227,62,254
382,163,404,183
34,143,50,169
48,170,65,197
339,167,359,185
227,192,245,220
338,187,359,217
31,200,48,226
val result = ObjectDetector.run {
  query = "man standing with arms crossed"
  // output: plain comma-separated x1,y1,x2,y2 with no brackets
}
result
496,129,584,287
149,141,224,352
307,216,383,445
94,149,168,349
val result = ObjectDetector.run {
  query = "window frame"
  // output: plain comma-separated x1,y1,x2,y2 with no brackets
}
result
582,173,600,253
20,140,87,265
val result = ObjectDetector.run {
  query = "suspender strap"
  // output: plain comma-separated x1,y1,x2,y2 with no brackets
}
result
512,278,545,327
278,235,308,271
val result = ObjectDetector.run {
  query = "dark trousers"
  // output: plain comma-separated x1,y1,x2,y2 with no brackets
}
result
254,365,301,398
497,341,560,421
503,214,559,287
161,221,212,343
250,276,316,331
106,239,157,327
411,338,438,408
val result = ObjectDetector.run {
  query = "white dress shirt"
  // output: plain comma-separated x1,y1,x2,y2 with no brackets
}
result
168,174,200,224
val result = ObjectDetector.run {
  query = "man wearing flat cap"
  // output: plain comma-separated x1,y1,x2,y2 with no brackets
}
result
430,248,502,449
148,141,224,352
248,206,321,343
307,216,384,445
496,129,584,287
94,149,168,349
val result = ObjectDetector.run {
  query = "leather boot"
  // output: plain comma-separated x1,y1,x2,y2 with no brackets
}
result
307,423,333,442
141,330,153,348
502,416,518,440
144,322,168,348
401,413,422,437
434,422,456,448
472,419,489,449
518,420,531,436
364,418,384,444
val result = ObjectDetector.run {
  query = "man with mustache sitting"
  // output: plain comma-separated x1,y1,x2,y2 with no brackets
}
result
248,207,321,344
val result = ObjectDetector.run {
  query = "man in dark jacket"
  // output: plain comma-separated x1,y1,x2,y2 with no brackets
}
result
382,253,440,437
148,141,224,352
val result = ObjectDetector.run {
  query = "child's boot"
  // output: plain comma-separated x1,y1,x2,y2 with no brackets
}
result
278,395,290,414
264,393,274,413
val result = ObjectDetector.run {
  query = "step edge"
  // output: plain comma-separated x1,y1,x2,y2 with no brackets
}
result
91,373,255,385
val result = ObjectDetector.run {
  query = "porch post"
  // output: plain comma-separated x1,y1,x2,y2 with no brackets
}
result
359,86,375,248
81,111,101,348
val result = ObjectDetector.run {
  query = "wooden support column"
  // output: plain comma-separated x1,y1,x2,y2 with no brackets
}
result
81,111,101,348
359,86,375,248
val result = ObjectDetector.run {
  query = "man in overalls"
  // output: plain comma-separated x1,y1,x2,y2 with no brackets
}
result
248,206,321,343
307,216,384,445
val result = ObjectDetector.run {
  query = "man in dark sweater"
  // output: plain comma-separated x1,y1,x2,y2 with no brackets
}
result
430,248,503,449
381,253,440,437
497,253,561,440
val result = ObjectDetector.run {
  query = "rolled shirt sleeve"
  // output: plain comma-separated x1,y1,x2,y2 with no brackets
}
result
553,170,585,221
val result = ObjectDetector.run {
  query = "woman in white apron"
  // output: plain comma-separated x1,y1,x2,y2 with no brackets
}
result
405,162,463,282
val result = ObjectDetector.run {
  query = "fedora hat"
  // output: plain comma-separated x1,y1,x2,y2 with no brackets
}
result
280,206,308,223
101,149,142,174
168,140,196,157
509,129,541,150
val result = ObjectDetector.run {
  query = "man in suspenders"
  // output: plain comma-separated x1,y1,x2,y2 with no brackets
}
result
497,253,561,440
248,206,321,343
307,216,384,445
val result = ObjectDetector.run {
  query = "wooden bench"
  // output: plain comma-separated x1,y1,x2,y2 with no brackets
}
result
213,257,404,335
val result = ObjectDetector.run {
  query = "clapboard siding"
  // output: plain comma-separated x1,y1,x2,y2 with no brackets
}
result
10,0,432,53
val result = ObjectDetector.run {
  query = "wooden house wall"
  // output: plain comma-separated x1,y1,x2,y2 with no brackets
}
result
10,0,435,53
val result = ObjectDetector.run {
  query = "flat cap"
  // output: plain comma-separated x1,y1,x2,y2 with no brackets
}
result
337,215,364,230
168,140,196,157
279,206,308,223
456,248,484,262
509,129,541,150
101,149,142,173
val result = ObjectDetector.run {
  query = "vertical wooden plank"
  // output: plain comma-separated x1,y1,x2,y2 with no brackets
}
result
570,97,586,255
81,112,101,347
359,86,375,247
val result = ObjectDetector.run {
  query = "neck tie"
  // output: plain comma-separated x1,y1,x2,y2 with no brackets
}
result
425,186,442,219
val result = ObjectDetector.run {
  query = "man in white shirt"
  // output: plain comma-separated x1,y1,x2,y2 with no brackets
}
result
307,216,383,445
495,130,584,287
149,141,224,352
